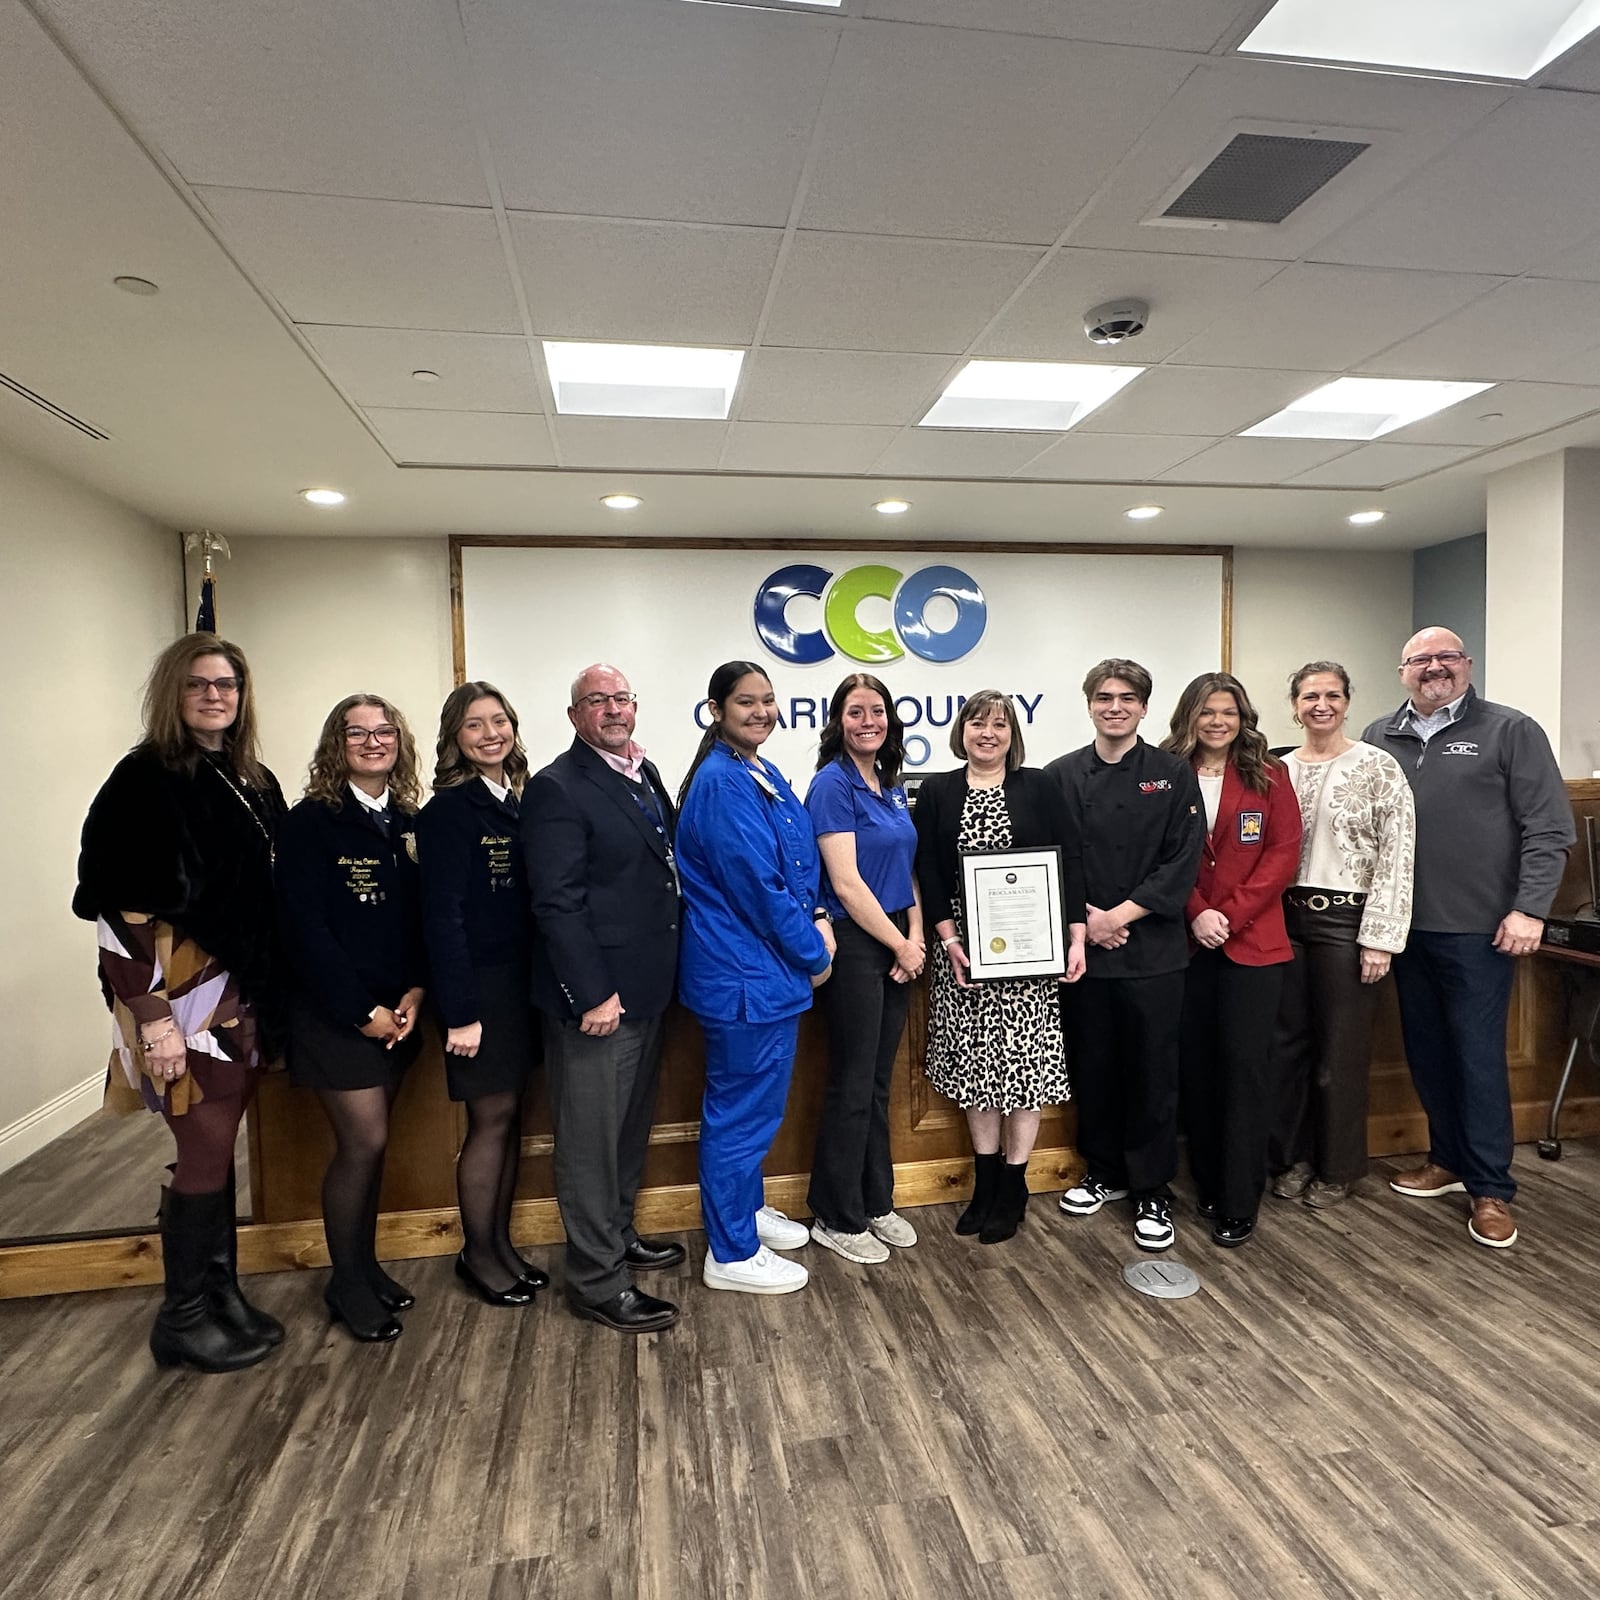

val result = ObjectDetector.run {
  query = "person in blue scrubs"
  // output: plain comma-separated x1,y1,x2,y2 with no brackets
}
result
676,661,835,1296
804,673,924,1265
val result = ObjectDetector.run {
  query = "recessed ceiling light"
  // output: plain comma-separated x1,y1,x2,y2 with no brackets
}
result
1239,0,1600,82
112,275,159,296
873,498,912,516
542,340,744,420
918,360,1144,432
300,488,346,507
1242,378,1494,442
1124,505,1164,521
600,493,642,511
1347,509,1386,526
411,369,441,384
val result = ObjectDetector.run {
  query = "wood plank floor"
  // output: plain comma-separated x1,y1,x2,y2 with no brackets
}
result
4,1143,1600,1600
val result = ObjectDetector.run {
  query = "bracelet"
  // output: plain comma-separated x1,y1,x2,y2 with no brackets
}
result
140,1026,177,1049
941,936,960,949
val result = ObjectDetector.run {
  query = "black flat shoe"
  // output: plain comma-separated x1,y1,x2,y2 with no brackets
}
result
569,1286,679,1333
1195,1199,1218,1221
514,1264,551,1292
1210,1215,1255,1248
455,1253,536,1307
324,1290,402,1343
624,1237,687,1271
370,1271,415,1312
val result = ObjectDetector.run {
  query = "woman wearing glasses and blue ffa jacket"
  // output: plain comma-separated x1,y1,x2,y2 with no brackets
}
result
676,661,835,1298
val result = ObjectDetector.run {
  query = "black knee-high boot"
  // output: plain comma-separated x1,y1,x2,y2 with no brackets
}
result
178,1172,285,1348
956,1151,1003,1236
979,1162,1031,1245
150,1188,276,1373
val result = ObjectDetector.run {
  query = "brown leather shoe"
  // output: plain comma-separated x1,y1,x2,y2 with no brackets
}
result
1468,1197,1518,1249
1389,1162,1466,1198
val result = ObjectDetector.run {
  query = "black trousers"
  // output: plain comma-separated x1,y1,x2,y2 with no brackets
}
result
808,913,911,1233
1180,949,1286,1218
1064,970,1185,1200
542,1011,665,1305
1269,901,1382,1185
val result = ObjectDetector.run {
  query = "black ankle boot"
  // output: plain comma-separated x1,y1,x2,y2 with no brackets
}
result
150,1188,276,1373
979,1162,1031,1245
956,1151,1003,1236
182,1175,285,1348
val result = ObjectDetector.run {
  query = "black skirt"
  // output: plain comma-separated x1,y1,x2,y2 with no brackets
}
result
443,960,539,1103
287,999,422,1092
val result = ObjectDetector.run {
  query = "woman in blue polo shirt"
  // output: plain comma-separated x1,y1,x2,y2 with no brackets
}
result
804,673,924,1265
676,660,834,1297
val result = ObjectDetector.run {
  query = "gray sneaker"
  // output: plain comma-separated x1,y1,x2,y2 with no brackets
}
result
1271,1162,1314,1200
867,1211,918,1248
810,1222,890,1264
1304,1179,1349,1209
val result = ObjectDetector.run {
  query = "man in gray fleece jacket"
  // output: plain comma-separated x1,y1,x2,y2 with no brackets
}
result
1364,626,1573,1251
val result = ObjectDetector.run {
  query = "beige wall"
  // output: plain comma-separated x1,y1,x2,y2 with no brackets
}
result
0,440,181,1156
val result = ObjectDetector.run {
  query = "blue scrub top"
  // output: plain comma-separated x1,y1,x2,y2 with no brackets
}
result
804,757,917,921
677,741,831,1024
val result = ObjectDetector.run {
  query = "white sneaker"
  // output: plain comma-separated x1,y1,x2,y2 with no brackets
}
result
811,1222,890,1263
867,1211,918,1248
755,1206,810,1250
702,1245,809,1295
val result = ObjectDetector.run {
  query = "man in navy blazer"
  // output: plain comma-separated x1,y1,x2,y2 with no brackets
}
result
523,664,684,1332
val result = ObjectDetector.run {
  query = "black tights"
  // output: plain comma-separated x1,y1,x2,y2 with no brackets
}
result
164,1085,249,1196
316,1083,401,1317
457,1089,526,1292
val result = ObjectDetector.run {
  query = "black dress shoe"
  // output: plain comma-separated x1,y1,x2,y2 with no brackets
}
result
455,1253,536,1307
570,1286,679,1333
324,1289,402,1344
370,1270,415,1312
1211,1215,1255,1248
514,1263,551,1292
1195,1199,1218,1221
624,1237,687,1271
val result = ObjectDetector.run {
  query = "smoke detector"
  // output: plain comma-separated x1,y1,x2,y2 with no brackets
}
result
1084,300,1149,346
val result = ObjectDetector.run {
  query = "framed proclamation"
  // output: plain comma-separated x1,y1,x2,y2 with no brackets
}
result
960,846,1065,981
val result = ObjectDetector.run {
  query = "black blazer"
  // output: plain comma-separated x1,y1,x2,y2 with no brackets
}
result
276,795,427,1028
913,765,1087,930
416,779,532,1029
522,738,681,1022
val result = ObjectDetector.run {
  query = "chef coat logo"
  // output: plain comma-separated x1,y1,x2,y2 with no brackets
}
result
1139,779,1172,793
1239,812,1263,844
755,562,987,666
1442,740,1479,757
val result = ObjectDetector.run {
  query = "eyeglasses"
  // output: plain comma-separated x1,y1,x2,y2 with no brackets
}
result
344,725,400,745
576,692,638,710
184,675,242,696
1401,651,1467,669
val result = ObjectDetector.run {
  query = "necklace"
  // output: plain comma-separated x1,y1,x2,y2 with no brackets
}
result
1197,762,1228,777
206,757,275,863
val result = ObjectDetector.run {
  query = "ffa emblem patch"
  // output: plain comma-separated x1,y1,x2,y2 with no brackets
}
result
1239,812,1263,844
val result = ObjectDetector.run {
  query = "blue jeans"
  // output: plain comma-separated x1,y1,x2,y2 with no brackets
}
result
1391,932,1516,1201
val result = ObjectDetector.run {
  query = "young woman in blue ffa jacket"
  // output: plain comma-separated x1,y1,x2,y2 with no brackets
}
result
804,673,925,1265
676,661,834,1297
417,682,544,1310
1162,673,1302,1249
277,695,428,1342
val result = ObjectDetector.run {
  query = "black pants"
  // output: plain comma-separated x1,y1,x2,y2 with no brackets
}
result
1180,949,1286,1218
1269,901,1382,1185
808,913,911,1233
1064,970,1185,1200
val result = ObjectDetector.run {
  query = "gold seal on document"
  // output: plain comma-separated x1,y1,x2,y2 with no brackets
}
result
989,937,1006,954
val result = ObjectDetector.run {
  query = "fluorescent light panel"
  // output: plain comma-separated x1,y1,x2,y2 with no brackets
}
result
542,341,744,420
919,360,1143,432
1242,378,1495,442
1239,0,1600,82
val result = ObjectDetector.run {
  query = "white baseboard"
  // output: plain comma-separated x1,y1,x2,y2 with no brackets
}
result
0,1074,104,1178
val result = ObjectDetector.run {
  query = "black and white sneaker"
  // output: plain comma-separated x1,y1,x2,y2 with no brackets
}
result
1133,1196,1175,1251
1059,1177,1130,1216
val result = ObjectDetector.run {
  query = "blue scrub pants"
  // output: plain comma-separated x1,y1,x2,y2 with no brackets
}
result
698,1014,800,1264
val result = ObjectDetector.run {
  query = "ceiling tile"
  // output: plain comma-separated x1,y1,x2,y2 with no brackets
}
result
462,0,836,224
553,416,728,470
198,189,520,333
1285,443,1477,489
1530,231,1600,282
763,233,1041,354
868,429,1058,478
977,250,1284,363
509,216,781,346
1383,383,1600,448
1168,264,1501,372
862,0,1259,52
1541,31,1600,92
33,0,488,203
364,408,553,467
1363,279,1600,383
1160,437,1355,484
1314,93,1600,276
1077,366,1334,436
1019,433,1214,481
303,327,543,412
737,349,953,425
722,422,901,475
802,22,1195,243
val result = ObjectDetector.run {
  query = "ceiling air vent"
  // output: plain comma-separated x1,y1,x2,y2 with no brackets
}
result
0,370,110,440
1159,132,1368,225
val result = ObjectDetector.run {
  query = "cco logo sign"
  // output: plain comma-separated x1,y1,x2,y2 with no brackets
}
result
754,562,987,666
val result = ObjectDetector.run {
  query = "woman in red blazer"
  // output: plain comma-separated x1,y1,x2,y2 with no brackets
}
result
1162,672,1301,1248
